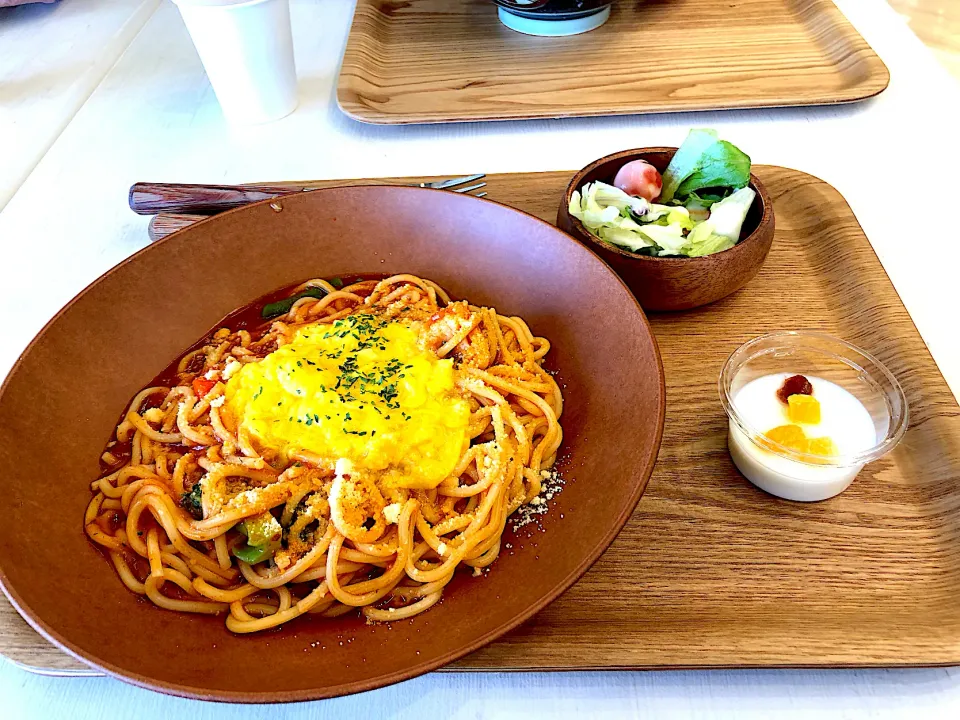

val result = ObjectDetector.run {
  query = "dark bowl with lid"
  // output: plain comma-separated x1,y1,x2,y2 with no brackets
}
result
494,0,614,35
494,0,614,20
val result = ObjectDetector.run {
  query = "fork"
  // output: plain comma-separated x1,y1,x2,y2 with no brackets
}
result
128,174,487,216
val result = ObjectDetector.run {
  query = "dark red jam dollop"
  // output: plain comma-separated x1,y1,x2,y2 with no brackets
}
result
776,374,813,404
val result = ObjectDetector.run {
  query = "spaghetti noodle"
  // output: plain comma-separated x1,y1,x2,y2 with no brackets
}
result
85,275,563,632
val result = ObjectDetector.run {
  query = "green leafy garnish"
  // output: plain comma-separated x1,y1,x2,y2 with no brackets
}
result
260,279,344,319
180,483,203,519
684,188,732,209
261,288,327,319
659,129,720,202
660,129,751,202
674,141,751,198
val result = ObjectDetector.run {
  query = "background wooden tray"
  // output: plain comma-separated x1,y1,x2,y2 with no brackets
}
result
337,0,890,124
3,166,959,676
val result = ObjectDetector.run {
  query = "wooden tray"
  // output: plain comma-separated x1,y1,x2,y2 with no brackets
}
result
336,0,890,124
4,166,960,677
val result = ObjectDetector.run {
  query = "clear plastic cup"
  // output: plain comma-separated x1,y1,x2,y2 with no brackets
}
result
172,0,298,125
718,331,908,501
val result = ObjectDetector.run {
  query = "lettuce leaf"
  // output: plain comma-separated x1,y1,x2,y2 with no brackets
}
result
688,235,736,257
571,182,649,216
679,186,756,256
598,226,655,252
590,182,650,215
686,221,736,257
569,185,655,252
666,206,694,231
569,190,621,230
569,174,752,258
675,141,751,198
569,182,653,230
660,129,719,202
660,129,751,202
646,204,693,230
706,186,756,241
636,223,689,256
684,188,732,208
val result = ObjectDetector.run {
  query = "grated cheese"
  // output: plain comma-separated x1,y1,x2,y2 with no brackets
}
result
383,503,402,524
222,358,242,380
143,408,164,423
510,468,566,531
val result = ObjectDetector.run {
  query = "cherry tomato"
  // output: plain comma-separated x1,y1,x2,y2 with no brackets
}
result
613,160,663,202
192,377,217,397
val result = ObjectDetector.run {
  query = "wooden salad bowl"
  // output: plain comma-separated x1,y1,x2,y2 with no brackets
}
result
557,147,775,312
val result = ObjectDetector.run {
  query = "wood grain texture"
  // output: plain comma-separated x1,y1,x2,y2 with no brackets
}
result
336,0,891,124
3,166,959,675
128,182,307,215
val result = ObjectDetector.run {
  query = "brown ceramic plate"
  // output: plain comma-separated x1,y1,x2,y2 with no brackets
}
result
0,187,665,702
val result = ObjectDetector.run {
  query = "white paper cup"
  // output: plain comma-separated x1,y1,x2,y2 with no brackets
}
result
172,0,298,125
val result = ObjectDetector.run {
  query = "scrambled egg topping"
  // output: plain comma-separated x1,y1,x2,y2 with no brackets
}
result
225,314,470,489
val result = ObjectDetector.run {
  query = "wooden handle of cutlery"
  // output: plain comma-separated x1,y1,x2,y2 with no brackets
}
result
148,213,207,242
129,182,305,215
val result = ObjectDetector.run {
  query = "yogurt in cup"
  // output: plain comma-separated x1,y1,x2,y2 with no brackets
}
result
172,0,298,125
719,331,908,502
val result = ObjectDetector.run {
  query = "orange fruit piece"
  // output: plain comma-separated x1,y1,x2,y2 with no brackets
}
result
787,394,821,424
762,424,808,452
807,436,839,457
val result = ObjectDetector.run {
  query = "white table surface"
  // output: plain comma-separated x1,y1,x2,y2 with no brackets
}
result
0,0,161,210
1,0,959,716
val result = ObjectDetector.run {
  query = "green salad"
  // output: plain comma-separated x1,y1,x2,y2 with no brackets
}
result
569,129,756,258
